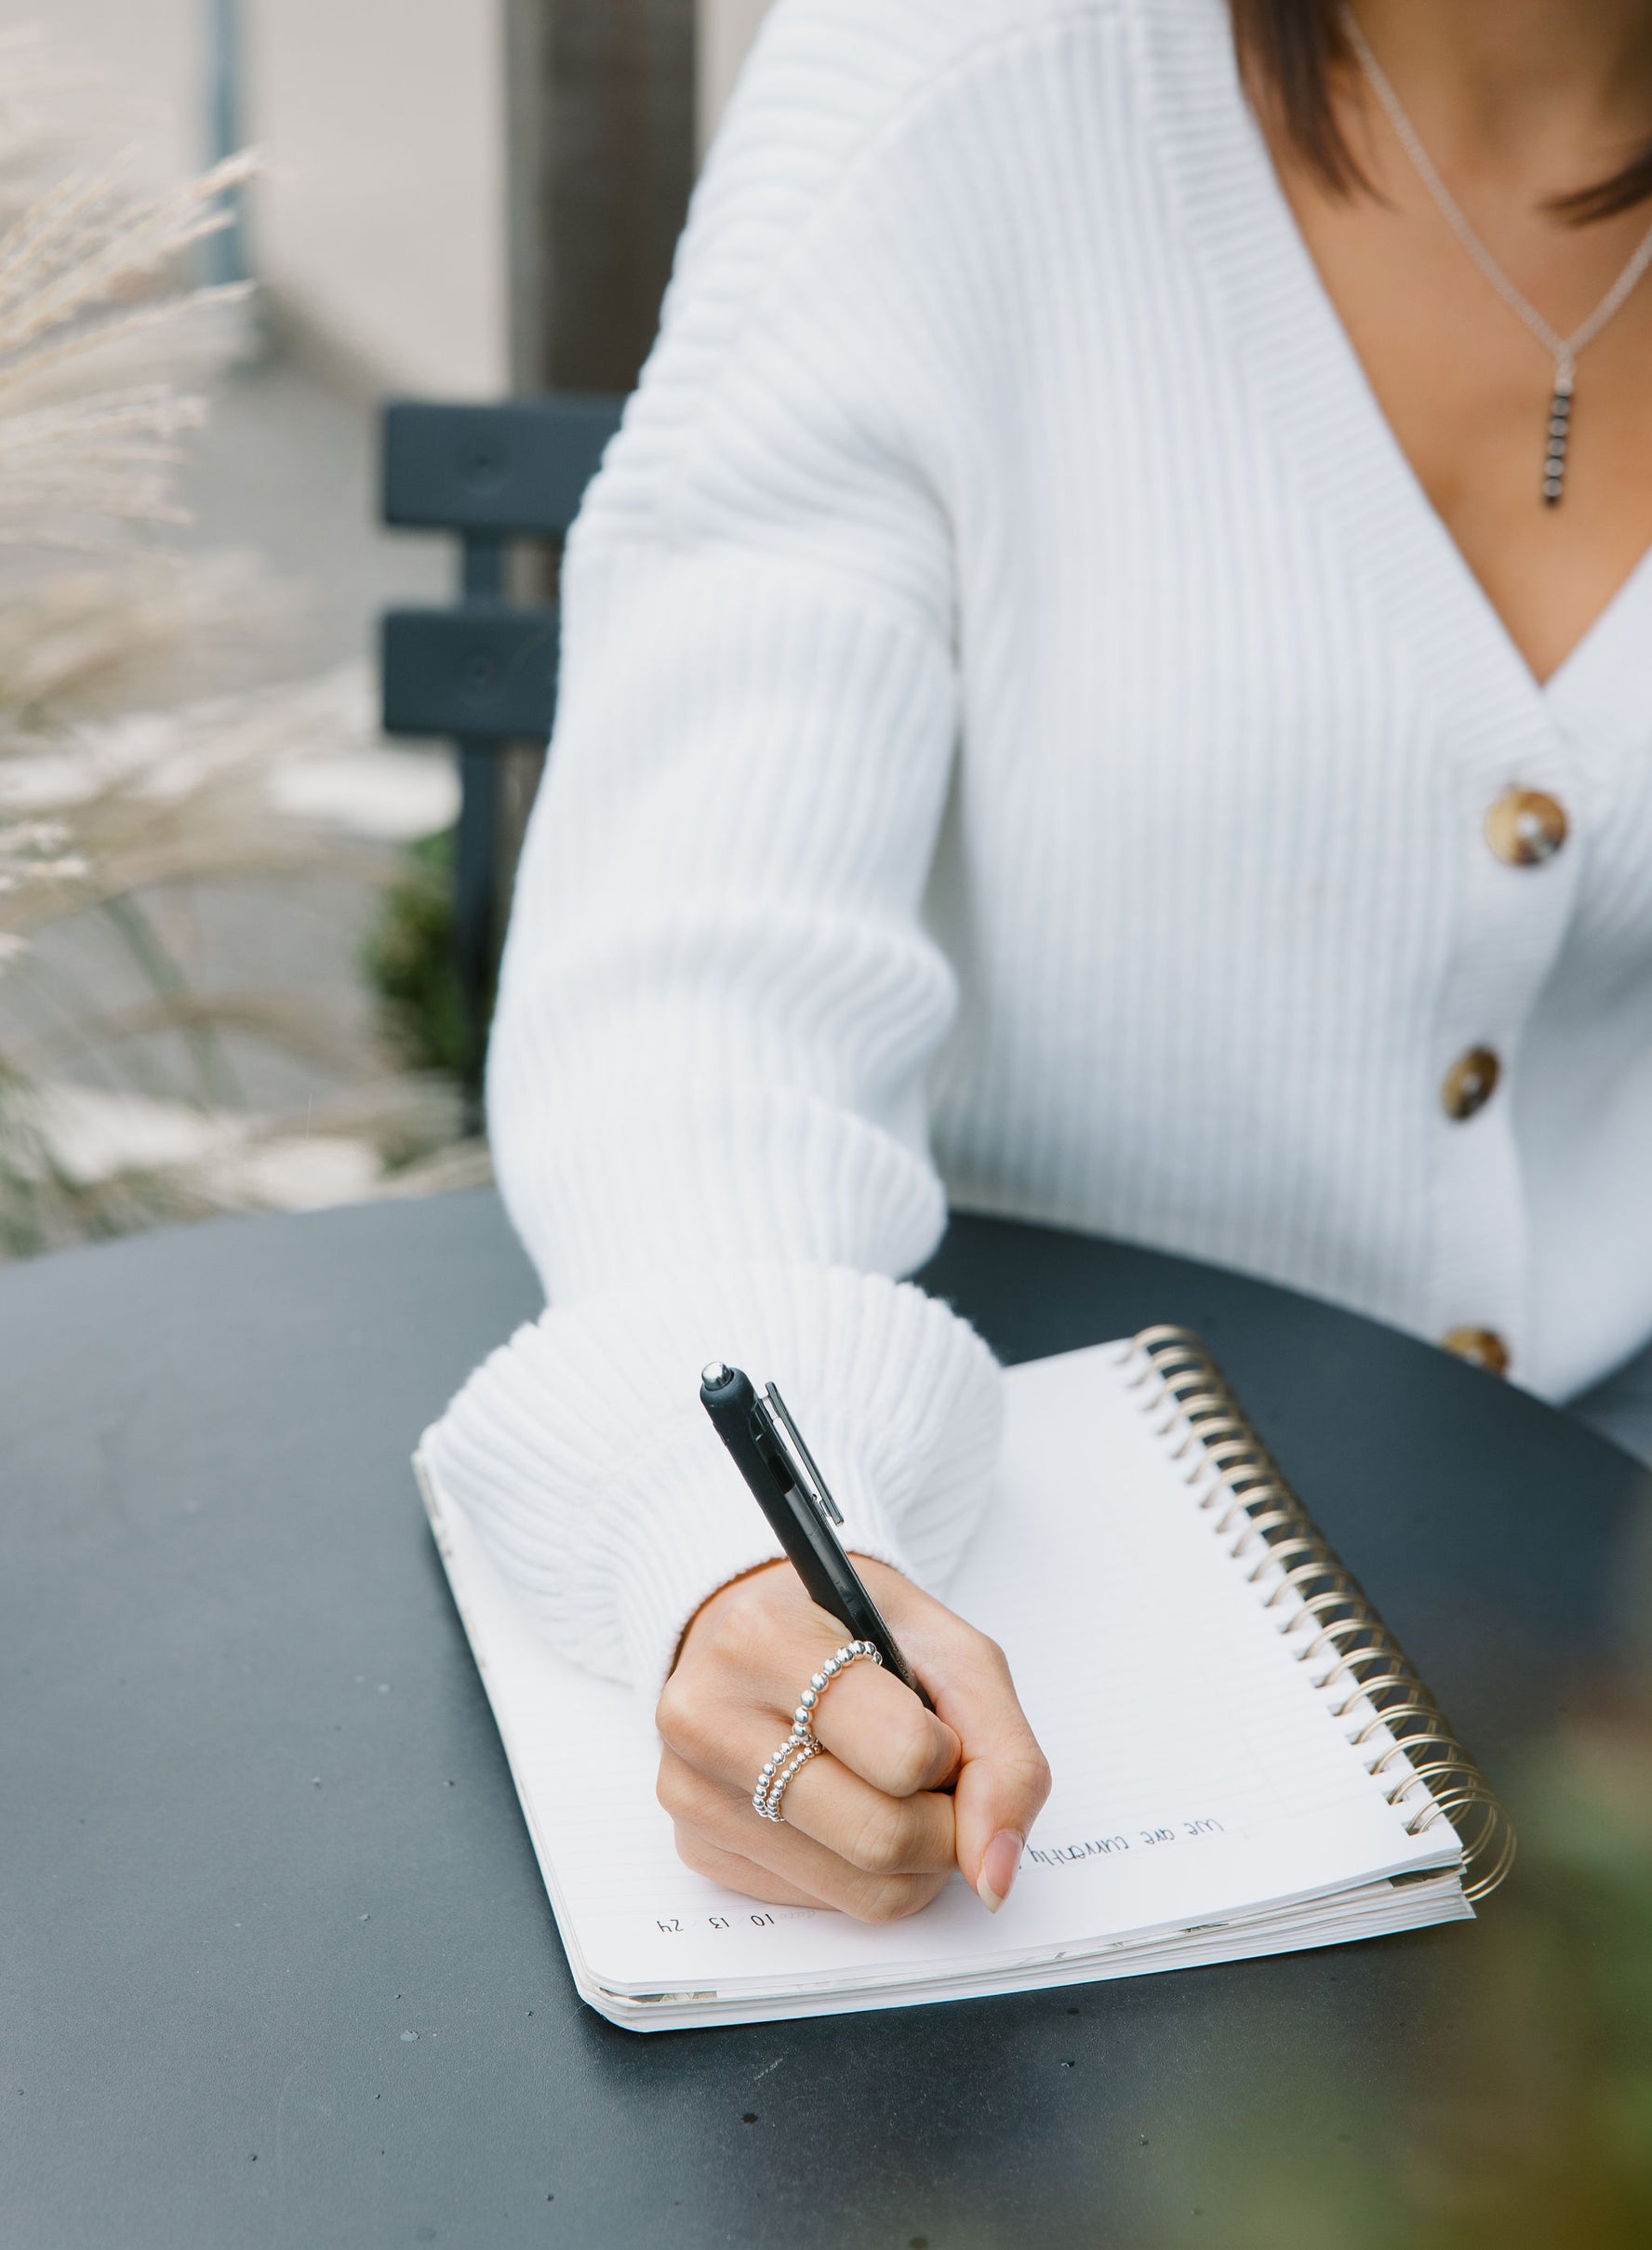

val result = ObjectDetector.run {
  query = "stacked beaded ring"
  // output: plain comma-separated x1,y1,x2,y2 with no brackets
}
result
754,1737,820,1822
752,1721,811,1819
790,1640,883,1737
751,1642,884,1825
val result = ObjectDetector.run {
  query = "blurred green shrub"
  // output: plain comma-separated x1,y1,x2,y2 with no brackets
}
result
361,827,466,1079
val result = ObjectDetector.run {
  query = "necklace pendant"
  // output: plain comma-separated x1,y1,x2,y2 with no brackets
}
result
1542,374,1573,508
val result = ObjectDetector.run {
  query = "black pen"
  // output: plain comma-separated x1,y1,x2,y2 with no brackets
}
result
699,1363,933,1710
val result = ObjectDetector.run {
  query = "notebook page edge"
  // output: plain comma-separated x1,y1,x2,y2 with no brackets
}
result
414,1440,613,2012
593,1874,1474,2030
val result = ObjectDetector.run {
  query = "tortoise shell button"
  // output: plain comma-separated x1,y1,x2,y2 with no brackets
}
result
1442,1046,1501,1121
1485,787,1568,866
1443,1327,1511,1377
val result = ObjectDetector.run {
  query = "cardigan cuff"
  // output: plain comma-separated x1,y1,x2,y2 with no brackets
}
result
601,1416,919,1707
420,1259,1003,1706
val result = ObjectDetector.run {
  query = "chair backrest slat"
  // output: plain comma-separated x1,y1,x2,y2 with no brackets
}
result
380,607,561,742
381,396,625,539
377,392,627,1106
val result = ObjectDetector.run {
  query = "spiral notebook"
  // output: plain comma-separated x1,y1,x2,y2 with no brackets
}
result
416,1330,1513,2031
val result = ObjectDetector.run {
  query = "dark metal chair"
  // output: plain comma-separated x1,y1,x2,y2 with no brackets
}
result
379,393,626,1104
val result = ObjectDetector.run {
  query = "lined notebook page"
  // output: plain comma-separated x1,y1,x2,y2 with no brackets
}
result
421,1341,1459,2004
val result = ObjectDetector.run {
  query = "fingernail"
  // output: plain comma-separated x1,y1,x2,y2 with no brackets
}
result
977,1830,1023,1913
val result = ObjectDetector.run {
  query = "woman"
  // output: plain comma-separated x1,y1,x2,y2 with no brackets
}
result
427,0,1652,1924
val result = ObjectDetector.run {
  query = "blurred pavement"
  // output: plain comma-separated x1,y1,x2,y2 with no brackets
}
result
178,344,451,676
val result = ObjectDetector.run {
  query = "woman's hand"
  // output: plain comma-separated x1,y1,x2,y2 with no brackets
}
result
656,1558,1051,1924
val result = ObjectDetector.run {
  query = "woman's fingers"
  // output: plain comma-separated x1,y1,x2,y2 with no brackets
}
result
662,1554,1053,1922
832,1572,1052,1912
924,1632,1052,1911
806,1658,962,1798
660,1594,961,1800
670,1825,823,1910
658,1745,955,1879
661,1754,953,1923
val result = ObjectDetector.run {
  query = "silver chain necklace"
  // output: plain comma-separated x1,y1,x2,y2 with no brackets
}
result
1341,6,1652,506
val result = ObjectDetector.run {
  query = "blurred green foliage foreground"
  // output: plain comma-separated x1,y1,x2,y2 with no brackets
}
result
1139,1651,1652,2250
362,827,465,1080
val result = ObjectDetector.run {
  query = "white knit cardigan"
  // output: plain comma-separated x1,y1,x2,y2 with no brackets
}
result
426,0,1652,1699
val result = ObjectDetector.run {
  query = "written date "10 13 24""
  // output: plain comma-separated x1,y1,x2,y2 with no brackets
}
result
655,1911,785,1934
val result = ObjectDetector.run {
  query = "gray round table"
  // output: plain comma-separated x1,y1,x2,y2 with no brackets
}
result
6,1191,1648,2249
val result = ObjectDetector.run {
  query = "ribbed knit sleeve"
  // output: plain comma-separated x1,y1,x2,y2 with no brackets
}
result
424,0,1015,1699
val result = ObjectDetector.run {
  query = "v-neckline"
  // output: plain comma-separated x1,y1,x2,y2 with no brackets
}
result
1129,0,1648,769
1542,537,1652,752
1542,526,1652,679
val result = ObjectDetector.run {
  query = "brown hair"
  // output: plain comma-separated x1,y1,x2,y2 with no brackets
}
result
1229,0,1652,221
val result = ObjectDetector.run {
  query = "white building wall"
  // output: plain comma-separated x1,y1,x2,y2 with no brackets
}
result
247,0,508,395
22,1,770,395
13,0,507,396
16,0,202,181
698,0,774,154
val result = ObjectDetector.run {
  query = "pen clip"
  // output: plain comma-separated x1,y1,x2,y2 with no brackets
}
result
755,1383,846,1527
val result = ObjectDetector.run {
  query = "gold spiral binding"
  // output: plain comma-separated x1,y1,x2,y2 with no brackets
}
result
1125,1325,1516,1902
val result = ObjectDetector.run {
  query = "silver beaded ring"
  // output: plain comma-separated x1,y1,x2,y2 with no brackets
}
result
754,1737,820,1822
752,1724,810,1819
789,1641,883,1738
751,1642,884,1825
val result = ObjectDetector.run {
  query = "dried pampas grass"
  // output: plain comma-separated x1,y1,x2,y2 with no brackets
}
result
0,89,273,996
0,33,472,1258
0,157,256,547
0,38,262,741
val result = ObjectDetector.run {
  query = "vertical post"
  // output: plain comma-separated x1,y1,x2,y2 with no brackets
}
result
455,536,507,1125
203,0,250,286
473,0,697,1124
503,0,697,399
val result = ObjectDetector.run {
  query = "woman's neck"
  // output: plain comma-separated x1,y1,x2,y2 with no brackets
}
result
1347,1,1652,191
